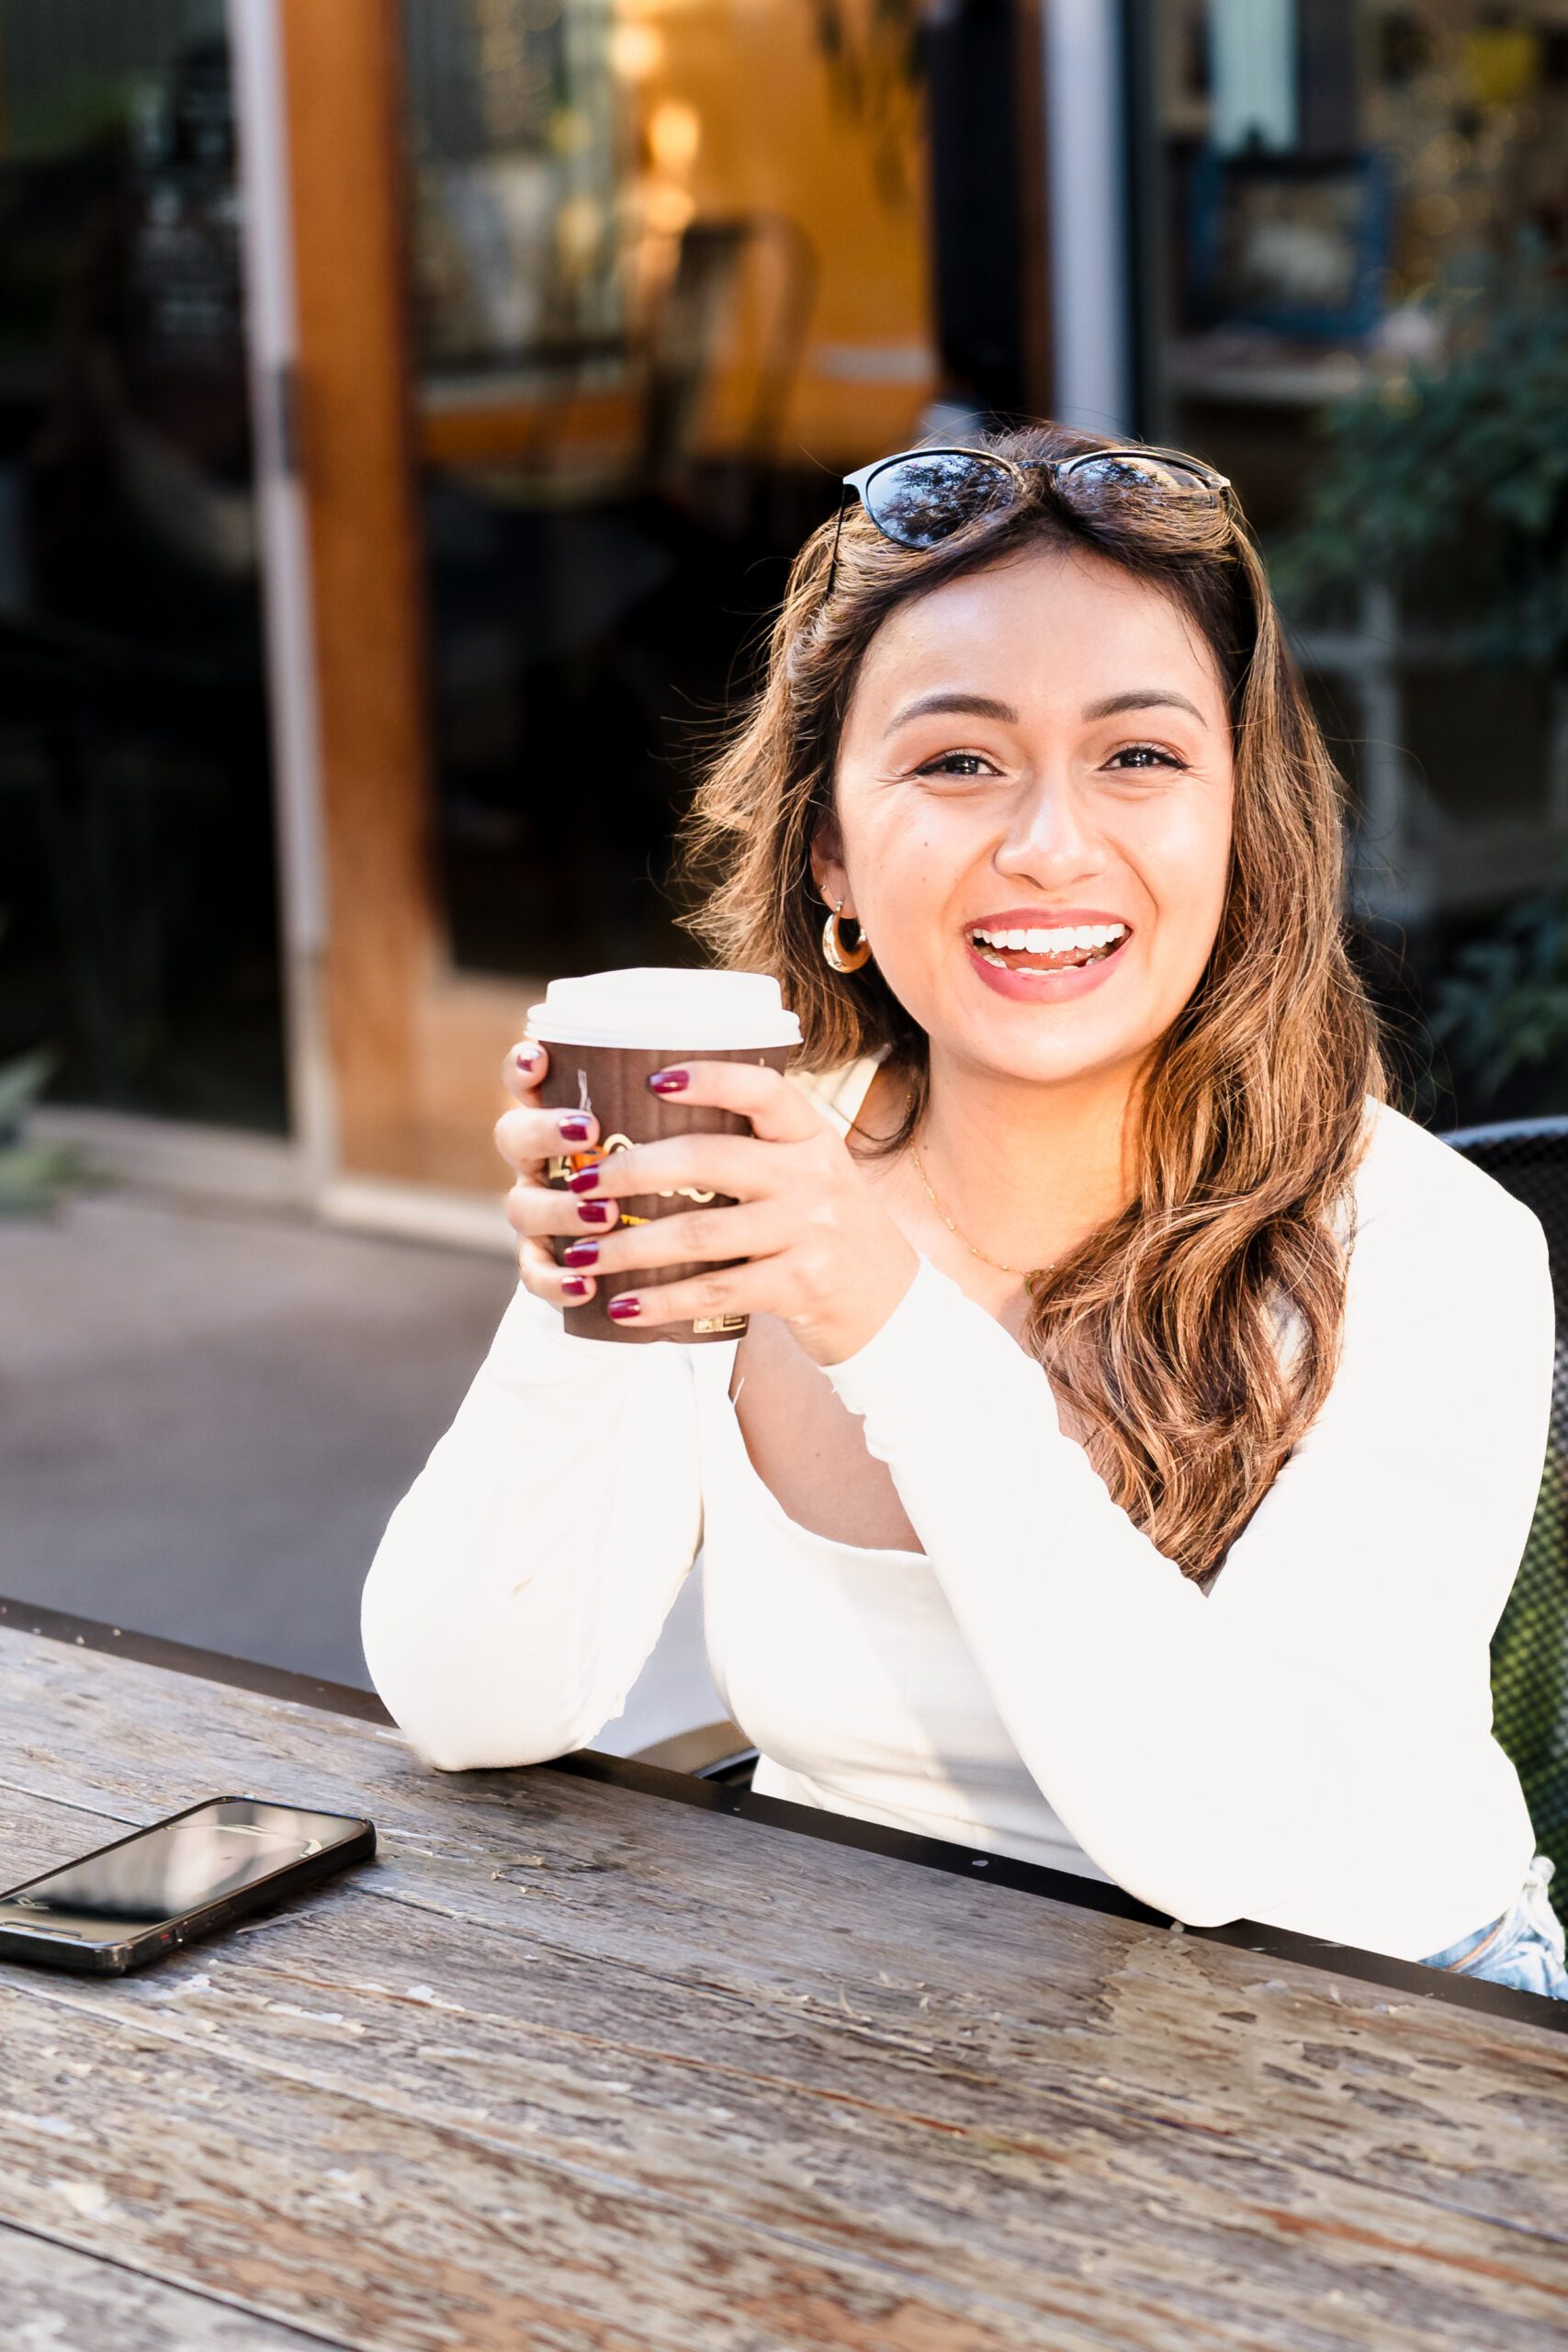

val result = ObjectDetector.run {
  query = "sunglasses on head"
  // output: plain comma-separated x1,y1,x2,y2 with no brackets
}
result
825,442,1232,594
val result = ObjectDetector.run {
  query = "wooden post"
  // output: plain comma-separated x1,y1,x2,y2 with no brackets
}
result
277,0,436,1180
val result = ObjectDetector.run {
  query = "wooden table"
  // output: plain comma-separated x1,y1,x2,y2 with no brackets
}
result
1,1602,1564,2351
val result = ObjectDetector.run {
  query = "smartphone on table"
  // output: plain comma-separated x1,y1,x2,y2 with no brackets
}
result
0,1796,376,1974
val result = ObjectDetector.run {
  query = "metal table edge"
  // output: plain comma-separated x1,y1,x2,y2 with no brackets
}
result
3,1594,1561,2037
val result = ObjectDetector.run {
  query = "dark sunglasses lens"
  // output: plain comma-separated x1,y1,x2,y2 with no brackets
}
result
1058,452,1219,511
863,452,1015,548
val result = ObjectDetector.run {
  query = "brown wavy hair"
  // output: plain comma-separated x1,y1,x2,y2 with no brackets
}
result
673,423,1385,1586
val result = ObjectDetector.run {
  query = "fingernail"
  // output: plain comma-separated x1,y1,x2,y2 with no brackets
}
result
566,1164,601,1193
562,1239,599,1266
561,1276,590,1298
607,1295,642,1320
577,1200,612,1225
515,1046,540,1070
558,1114,592,1143
648,1068,688,1093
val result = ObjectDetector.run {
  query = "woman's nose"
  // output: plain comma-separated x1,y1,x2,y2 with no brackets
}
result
995,779,1103,878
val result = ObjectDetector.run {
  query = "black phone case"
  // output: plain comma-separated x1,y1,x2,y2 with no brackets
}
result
0,1794,377,1974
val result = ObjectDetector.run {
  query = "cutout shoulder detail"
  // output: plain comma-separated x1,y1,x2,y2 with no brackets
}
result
792,1048,891,1141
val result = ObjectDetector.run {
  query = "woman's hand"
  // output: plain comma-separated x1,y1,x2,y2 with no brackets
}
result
500,1051,919,1365
494,1039,620,1316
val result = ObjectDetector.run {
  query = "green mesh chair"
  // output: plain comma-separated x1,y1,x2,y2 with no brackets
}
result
1445,1117,1568,1926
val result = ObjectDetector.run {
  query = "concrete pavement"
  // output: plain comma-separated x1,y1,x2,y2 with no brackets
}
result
0,1190,720,1756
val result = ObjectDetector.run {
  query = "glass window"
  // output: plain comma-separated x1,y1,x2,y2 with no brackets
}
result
0,0,282,1127
1135,0,1568,1126
400,0,939,979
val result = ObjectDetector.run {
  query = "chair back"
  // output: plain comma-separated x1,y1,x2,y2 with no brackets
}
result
1444,1118,1568,1920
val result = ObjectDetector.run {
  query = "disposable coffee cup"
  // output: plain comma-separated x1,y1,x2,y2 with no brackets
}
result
527,967,802,1345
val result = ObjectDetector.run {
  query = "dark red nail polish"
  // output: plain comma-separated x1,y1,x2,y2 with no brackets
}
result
607,1295,641,1320
567,1164,601,1193
558,1114,592,1143
648,1068,688,1093
562,1239,599,1266
561,1276,589,1298
577,1200,611,1225
515,1047,539,1069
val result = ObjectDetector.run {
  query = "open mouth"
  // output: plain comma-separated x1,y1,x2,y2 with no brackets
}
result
967,921,1130,976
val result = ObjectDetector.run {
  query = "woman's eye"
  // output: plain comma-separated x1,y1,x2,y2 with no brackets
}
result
914,751,995,778
1107,743,1186,772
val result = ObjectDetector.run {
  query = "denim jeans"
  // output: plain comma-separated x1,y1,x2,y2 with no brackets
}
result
1418,1852,1568,1997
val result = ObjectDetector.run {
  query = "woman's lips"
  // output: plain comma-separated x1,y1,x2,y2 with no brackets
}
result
963,931,1133,1001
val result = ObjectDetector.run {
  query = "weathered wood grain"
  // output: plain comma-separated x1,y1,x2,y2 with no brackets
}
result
0,2220,337,2349
5,1828,1565,2352
0,1626,1564,2351
0,1978,1096,2352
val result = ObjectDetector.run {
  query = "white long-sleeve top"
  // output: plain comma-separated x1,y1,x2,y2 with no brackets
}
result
361,1060,1556,1963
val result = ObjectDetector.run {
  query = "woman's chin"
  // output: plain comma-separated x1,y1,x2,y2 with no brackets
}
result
938,1026,1143,1093
890,957,1156,1090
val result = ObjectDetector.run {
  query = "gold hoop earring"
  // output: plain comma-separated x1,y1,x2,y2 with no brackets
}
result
822,897,872,973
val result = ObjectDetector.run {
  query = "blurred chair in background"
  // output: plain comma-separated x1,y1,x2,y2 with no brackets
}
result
1446,1117,1568,1925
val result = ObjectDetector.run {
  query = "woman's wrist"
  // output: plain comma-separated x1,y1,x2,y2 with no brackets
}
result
812,1237,924,1372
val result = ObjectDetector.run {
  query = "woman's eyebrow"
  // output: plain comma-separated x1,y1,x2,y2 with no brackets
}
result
883,690,1019,736
1083,687,1207,725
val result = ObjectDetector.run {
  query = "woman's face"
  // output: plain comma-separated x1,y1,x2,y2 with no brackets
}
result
816,544,1236,1094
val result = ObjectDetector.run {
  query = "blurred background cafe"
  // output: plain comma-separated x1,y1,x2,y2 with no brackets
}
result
2,2,1567,1703
4,0,1568,1228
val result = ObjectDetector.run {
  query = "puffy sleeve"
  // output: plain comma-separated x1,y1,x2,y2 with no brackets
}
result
821,1185,1555,1927
360,1283,704,1771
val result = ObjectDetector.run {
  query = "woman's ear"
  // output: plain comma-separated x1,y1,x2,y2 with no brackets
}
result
810,814,847,909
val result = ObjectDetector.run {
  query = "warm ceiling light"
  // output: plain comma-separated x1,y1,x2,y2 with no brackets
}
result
643,183,695,235
648,99,701,174
609,23,663,78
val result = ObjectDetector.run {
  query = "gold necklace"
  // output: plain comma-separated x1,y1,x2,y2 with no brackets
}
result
907,1125,1028,1276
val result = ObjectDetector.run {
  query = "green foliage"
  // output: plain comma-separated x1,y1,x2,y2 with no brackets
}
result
1491,1446,1568,1928
1427,883,1568,1114
0,1046,78,1216
0,921,80,1216
1273,242,1568,670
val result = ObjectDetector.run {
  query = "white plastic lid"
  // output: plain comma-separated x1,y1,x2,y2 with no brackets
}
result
526,967,802,1050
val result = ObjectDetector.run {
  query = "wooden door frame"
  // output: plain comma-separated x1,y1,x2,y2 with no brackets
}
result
276,0,526,1198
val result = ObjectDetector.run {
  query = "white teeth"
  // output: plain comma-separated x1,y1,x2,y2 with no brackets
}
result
972,921,1128,954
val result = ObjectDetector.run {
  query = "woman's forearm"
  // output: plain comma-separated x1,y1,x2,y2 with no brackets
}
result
361,1284,704,1771
823,1208,1554,1926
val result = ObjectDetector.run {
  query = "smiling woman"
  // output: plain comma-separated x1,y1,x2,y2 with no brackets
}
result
824,548,1236,1120
678,421,1356,1583
362,422,1563,1999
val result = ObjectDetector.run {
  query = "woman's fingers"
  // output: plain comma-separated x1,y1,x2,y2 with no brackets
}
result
516,1229,600,1308
555,1201,782,1275
513,1191,783,1308
501,1037,548,1104
508,1171,620,1307
498,1036,608,1306
506,1175,621,1241
493,1100,601,1179
497,1037,593,1172
643,1058,826,1143
498,1043,820,1317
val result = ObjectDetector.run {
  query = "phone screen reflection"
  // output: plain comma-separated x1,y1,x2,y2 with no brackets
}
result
0,1799,345,1941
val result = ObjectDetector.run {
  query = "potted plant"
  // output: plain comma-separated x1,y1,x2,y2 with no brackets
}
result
0,919,79,1216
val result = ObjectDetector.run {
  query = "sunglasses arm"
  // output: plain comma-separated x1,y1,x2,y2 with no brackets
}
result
824,489,850,600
